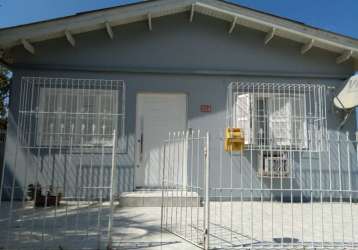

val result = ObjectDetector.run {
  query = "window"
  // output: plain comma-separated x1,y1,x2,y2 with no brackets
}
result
235,93,307,149
37,88,118,146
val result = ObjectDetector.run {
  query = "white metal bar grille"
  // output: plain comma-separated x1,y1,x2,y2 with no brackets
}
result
227,82,327,151
0,77,124,250
16,77,125,149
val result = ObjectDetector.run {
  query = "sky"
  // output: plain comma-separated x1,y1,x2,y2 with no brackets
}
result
0,0,357,39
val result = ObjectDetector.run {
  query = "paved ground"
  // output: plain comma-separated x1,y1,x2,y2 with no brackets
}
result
1,201,358,249
163,201,358,249
0,201,197,250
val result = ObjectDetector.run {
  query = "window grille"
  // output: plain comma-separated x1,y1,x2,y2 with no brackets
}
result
18,77,125,148
227,82,327,151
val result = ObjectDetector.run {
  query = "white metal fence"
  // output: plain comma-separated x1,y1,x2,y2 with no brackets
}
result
0,77,124,250
0,130,118,250
161,130,358,249
0,128,6,185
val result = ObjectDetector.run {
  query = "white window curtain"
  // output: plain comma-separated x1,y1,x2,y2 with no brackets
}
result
37,88,118,146
268,96,292,146
235,94,252,144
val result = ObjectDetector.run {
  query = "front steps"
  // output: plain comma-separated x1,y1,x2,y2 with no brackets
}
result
119,190,201,207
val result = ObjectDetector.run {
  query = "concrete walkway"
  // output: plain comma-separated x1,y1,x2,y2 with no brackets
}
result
1,201,357,249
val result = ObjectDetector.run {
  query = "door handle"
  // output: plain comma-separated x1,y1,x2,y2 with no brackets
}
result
139,133,143,154
137,133,143,166
137,134,143,154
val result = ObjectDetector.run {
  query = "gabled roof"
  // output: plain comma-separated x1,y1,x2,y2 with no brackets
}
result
0,0,357,64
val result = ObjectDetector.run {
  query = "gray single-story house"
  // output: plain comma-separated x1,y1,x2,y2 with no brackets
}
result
0,0,358,201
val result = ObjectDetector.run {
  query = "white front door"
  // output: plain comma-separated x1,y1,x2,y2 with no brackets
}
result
135,93,187,188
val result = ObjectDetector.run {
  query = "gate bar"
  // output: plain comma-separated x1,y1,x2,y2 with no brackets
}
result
204,131,210,250
107,129,117,250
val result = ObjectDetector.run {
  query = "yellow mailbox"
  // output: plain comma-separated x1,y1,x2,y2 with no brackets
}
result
224,128,245,152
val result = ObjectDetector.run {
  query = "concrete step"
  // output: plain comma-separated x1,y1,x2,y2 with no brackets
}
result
119,190,201,207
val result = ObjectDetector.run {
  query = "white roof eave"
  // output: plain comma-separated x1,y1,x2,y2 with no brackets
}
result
0,0,357,61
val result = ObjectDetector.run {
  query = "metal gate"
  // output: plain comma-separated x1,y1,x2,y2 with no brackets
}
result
0,77,125,250
161,130,210,249
162,130,358,249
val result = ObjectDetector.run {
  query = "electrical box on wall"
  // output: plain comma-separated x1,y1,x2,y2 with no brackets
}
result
224,128,245,152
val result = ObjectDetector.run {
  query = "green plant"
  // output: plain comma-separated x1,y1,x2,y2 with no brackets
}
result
0,65,10,119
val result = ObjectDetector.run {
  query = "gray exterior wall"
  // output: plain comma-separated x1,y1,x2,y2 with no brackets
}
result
2,12,357,200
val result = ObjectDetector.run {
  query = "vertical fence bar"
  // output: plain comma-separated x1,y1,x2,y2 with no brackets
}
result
160,140,166,233
328,132,335,249
346,132,354,249
337,131,345,245
203,131,210,250
190,130,194,242
5,112,21,250
196,130,200,244
179,131,184,235
219,135,223,250
171,132,176,232
107,129,117,250
309,129,314,249
167,132,172,231
175,131,180,233
230,129,234,246
353,132,358,249
96,101,106,250
184,131,189,239
319,126,324,248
